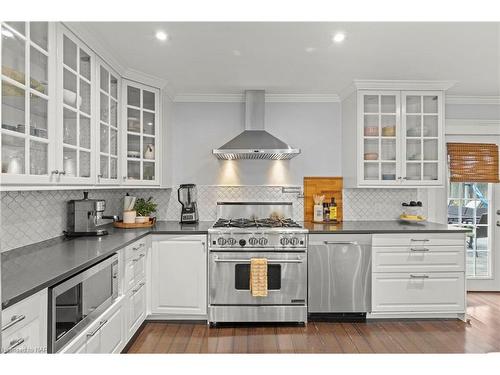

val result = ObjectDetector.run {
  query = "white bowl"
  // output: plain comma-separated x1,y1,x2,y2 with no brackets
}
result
63,89,82,107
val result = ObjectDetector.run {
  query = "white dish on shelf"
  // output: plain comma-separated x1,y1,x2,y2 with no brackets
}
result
63,89,82,107
127,151,141,158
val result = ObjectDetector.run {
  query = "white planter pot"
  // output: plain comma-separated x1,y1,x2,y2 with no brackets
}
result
135,216,150,224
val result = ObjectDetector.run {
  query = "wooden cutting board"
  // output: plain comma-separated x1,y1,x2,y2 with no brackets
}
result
303,177,343,222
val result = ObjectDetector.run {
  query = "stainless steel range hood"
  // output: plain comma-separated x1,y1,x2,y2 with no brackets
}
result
212,90,301,160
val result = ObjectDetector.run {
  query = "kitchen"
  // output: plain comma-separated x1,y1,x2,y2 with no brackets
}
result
1,3,500,371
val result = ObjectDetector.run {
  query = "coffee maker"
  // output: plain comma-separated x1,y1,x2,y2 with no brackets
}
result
66,192,118,236
177,184,199,224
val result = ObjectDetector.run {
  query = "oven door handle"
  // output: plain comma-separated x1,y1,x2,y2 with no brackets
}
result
213,257,304,264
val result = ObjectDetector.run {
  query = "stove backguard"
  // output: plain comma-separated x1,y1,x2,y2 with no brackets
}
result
216,202,293,220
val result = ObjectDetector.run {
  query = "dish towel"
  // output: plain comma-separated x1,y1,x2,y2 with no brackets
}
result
250,258,268,297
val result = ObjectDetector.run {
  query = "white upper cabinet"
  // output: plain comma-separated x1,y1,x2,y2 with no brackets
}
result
1,22,56,185
1,22,163,189
401,91,443,185
122,80,160,185
97,60,121,184
342,81,449,188
56,26,96,184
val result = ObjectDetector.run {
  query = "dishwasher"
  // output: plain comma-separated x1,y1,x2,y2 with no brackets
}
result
308,234,371,317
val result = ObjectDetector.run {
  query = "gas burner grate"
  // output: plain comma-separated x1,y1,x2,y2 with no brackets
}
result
212,217,302,229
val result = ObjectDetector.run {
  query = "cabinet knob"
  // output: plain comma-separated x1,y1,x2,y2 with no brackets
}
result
51,170,59,175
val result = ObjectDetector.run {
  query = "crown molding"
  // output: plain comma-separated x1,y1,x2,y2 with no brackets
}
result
123,68,173,97
340,80,458,100
445,95,500,105
173,93,340,103
63,22,127,76
446,119,500,135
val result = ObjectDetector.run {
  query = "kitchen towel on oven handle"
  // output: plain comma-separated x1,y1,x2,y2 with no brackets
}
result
250,258,268,297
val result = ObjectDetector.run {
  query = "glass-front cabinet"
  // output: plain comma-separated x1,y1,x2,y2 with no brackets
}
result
360,91,400,184
1,22,163,188
402,91,443,184
56,27,94,183
97,60,120,184
1,21,55,184
123,80,159,185
357,90,444,187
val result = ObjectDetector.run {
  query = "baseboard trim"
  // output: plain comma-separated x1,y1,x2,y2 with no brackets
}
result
121,321,147,353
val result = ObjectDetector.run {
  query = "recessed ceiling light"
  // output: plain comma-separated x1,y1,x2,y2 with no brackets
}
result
232,49,242,56
332,32,346,43
305,47,316,53
1,28,14,38
155,31,168,41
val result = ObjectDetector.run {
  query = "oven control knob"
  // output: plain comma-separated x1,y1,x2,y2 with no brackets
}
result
259,237,268,246
239,239,246,247
248,237,258,246
280,237,289,246
290,237,299,246
227,237,237,246
217,237,227,246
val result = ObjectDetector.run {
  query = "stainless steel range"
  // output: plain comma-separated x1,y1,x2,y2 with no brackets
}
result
208,202,308,325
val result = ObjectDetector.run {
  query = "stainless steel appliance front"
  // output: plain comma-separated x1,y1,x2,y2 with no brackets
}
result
209,251,307,306
308,234,371,313
48,254,118,352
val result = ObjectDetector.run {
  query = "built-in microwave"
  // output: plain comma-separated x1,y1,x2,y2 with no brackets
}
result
48,254,119,353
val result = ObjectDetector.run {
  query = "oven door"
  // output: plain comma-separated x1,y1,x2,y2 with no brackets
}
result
49,254,118,353
209,251,307,305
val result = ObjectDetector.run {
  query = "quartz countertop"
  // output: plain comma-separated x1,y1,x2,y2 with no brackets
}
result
303,220,469,234
1,221,213,309
2,219,467,309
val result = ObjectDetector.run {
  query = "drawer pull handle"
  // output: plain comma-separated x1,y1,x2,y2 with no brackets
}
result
324,241,358,245
4,338,25,353
133,243,145,251
2,315,26,332
410,247,429,252
132,254,145,262
410,274,429,279
410,239,430,242
86,319,108,337
132,282,145,294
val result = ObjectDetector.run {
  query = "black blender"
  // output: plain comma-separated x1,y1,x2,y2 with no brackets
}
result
177,184,199,223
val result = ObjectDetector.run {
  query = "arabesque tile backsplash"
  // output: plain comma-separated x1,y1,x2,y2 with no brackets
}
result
1,186,418,252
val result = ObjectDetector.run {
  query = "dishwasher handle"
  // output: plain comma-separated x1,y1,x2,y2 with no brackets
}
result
324,241,358,246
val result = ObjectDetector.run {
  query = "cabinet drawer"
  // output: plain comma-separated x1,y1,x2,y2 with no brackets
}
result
125,250,146,291
127,279,146,338
372,272,465,313
2,289,47,335
2,318,43,354
372,233,465,248
373,246,465,273
125,239,148,260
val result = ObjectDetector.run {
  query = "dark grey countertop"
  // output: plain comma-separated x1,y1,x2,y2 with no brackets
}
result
1,221,213,309
303,220,470,234
2,219,466,309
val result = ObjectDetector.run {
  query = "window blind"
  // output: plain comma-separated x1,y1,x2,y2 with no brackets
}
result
447,143,499,183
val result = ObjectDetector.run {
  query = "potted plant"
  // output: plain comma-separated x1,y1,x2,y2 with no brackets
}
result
134,197,158,223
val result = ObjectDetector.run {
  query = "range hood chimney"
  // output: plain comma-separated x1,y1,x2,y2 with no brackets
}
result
212,90,301,160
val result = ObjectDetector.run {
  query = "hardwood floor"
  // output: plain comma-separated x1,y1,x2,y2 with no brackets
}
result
126,292,500,354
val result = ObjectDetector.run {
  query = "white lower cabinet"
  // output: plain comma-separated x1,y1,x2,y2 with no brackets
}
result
1,289,47,354
372,272,465,313
370,233,466,318
126,280,147,339
150,235,207,317
60,297,125,354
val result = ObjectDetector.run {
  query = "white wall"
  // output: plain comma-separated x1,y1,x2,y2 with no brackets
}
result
446,103,500,119
170,102,341,186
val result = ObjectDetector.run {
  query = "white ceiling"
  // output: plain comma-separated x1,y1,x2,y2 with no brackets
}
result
72,22,500,97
